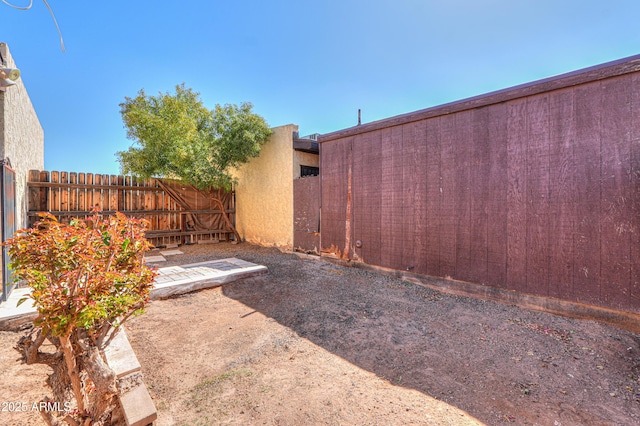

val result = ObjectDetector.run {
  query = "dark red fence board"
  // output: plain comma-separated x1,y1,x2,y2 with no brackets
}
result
439,114,457,278
293,176,320,253
380,128,394,268
526,94,551,296
469,107,490,285
353,131,382,265
548,88,576,300
389,126,404,270
401,123,417,270
600,76,632,310
573,83,602,305
487,103,508,288
506,98,529,293
425,118,441,276
632,74,640,305
320,139,351,258
453,111,473,283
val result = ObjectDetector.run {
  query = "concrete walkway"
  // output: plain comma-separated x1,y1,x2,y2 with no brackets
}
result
0,257,267,331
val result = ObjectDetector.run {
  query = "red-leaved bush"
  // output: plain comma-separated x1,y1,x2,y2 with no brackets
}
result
5,211,156,425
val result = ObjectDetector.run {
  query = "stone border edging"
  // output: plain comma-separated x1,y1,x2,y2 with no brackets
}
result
103,327,157,426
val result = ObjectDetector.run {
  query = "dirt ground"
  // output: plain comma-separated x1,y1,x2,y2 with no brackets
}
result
2,242,640,425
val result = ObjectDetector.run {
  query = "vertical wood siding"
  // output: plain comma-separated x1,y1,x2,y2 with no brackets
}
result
293,175,321,253
27,171,235,246
320,71,640,314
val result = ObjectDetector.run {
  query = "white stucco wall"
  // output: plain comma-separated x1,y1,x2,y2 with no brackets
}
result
0,43,45,230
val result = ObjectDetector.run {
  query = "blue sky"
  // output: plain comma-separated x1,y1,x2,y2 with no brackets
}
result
2,0,640,175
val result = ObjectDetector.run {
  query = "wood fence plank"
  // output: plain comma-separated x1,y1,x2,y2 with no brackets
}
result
124,176,131,211
390,126,404,270
506,98,528,292
548,88,576,300
600,75,632,310
412,121,428,275
454,110,472,282
28,170,41,212
526,94,551,297
39,171,49,217
50,171,60,212
425,117,441,276
145,179,155,228
103,175,111,210
631,74,640,306
85,173,93,210
77,173,86,213
487,103,508,288
469,107,489,284
352,131,382,265
93,174,101,211
69,172,78,212
401,122,417,271
111,175,119,211
439,115,457,278
155,181,164,231
60,171,69,214
574,83,602,305
380,128,394,268
132,176,140,211
93,174,102,210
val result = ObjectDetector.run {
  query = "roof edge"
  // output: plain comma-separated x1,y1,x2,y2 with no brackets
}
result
319,53,640,143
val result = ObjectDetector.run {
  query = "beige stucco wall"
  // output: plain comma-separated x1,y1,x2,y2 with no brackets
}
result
293,150,319,179
232,124,297,249
0,43,45,230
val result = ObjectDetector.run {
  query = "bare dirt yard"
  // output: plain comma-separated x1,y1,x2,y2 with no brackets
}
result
2,242,640,425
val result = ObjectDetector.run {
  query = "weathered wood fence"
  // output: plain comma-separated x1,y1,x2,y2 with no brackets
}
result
293,175,320,253
319,54,640,318
27,170,235,247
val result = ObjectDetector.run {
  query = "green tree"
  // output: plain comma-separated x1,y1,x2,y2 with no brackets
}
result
117,84,272,242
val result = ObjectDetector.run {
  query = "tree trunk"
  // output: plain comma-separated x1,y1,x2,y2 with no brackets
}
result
38,399,62,426
211,188,241,242
16,327,47,364
59,334,86,414
83,344,117,417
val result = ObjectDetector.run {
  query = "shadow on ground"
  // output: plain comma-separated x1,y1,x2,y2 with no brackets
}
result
217,247,640,426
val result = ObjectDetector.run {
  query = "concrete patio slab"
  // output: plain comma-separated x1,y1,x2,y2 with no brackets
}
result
150,258,267,299
160,249,183,256
0,257,268,330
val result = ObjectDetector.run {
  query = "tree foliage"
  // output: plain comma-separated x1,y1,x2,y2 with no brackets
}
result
117,84,272,192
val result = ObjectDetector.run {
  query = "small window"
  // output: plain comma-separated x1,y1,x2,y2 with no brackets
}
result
300,165,319,177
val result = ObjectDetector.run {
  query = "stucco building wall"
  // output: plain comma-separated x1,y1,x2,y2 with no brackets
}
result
293,150,319,179
0,43,44,230
233,124,297,249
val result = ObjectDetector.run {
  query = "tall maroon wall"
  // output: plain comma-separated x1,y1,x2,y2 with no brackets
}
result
293,175,321,253
319,55,640,315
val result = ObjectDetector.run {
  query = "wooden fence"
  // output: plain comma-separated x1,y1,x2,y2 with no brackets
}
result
27,170,235,247
293,175,320,253
318,55,640,317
